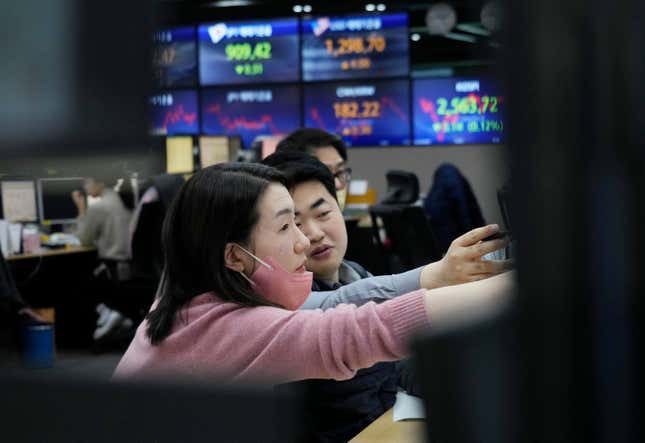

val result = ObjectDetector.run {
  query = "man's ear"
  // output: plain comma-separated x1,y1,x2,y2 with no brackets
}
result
224,243,246,273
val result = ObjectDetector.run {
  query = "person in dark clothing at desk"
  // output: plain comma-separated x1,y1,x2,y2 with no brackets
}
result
263,152,511,441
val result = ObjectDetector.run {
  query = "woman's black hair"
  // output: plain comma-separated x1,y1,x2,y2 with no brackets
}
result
261,151,337,202
146,162,288,345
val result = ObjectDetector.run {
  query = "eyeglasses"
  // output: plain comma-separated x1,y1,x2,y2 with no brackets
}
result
332,167,352,184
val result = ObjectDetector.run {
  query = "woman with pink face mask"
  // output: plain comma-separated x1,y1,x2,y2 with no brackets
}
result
114,163,514,383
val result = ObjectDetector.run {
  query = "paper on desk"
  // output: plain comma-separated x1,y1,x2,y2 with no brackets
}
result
349,180,368,196
8,223,22,255
392,390,425,422
0,220,9,257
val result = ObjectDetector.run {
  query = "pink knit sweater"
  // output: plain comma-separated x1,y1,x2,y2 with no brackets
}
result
113,289,428,383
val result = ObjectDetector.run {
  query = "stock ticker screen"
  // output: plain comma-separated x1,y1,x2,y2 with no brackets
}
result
301,13,409,82
149,90,199,135
413,77,505,145
198,18,300,85
304,79,410,146
152,27,198,88
201,84,301,148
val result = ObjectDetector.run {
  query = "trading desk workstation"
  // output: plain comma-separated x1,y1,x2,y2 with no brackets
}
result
1,178,102,348
2,0,640,442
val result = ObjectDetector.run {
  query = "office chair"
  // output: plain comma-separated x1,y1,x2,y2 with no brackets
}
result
130,174,184,281
368,204,441,273
381,170,420,205
423,163,486,254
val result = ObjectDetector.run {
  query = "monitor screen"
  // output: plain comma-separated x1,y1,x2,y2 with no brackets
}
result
303,79,411,146
198,18,300,85
38,178,85,224
166,136,194,174
199,136,231,167
0,180,38,222
413,77,505,145
201,84,301,149
301,13,409,82
149,90,199,136
152,26,198,88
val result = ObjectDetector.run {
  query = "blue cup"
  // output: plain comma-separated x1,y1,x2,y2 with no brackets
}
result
22,323,55,368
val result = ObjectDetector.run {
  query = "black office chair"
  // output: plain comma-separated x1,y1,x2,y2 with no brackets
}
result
130,174,184,282
381,170,420,205
368,204,441,273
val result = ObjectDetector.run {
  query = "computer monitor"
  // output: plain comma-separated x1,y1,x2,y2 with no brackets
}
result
0,180,38,222
166,136,195,174
199,135,230,167
1,373,306,443
37,178,85,225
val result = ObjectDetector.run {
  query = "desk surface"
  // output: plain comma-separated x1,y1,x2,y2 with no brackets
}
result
349,408,426,443
5,246,97,261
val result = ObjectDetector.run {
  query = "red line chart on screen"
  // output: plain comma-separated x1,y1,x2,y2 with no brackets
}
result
205,104,281,132
162,105,197,130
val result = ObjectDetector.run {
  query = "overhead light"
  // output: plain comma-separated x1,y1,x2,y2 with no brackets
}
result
209,0,253,7
455,23,490,37
376,4,386,11
293,4,303,13
411,33,421,42
365,4,376,12
303,4,312,13
444,32,477,44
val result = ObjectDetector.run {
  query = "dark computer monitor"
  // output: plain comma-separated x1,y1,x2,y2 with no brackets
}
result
0,180,38,223
37,178,85,225
0,373,306,443
412,310,518,443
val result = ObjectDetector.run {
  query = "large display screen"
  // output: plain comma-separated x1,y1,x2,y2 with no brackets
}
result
152,27,197,88
149,90,199,136
304,79,410,146
301,13,409,82
201,85,301,148
198,18,300,85
413,77,505,145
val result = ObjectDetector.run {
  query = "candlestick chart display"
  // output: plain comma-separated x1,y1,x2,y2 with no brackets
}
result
301,13,409,82
201,84,301,148
149,90,199,135
198,18,300,85
152,26,197,88
304,79,410,146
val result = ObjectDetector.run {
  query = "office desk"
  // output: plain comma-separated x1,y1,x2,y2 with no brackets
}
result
5,245,97,261
7,246,99,348
349,408,426,443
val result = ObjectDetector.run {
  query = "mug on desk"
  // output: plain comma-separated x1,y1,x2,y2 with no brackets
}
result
21,224,41,254
21,322,55,368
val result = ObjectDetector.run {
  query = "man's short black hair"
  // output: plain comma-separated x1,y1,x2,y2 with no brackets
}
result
275,128,348,161
262,151,337,202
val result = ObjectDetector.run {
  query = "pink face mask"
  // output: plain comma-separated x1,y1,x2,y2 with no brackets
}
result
235,244,313,310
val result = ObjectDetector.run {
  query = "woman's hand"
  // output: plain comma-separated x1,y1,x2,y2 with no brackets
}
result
420,224,513,290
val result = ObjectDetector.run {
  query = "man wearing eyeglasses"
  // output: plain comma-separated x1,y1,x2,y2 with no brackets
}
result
276,128,352,208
